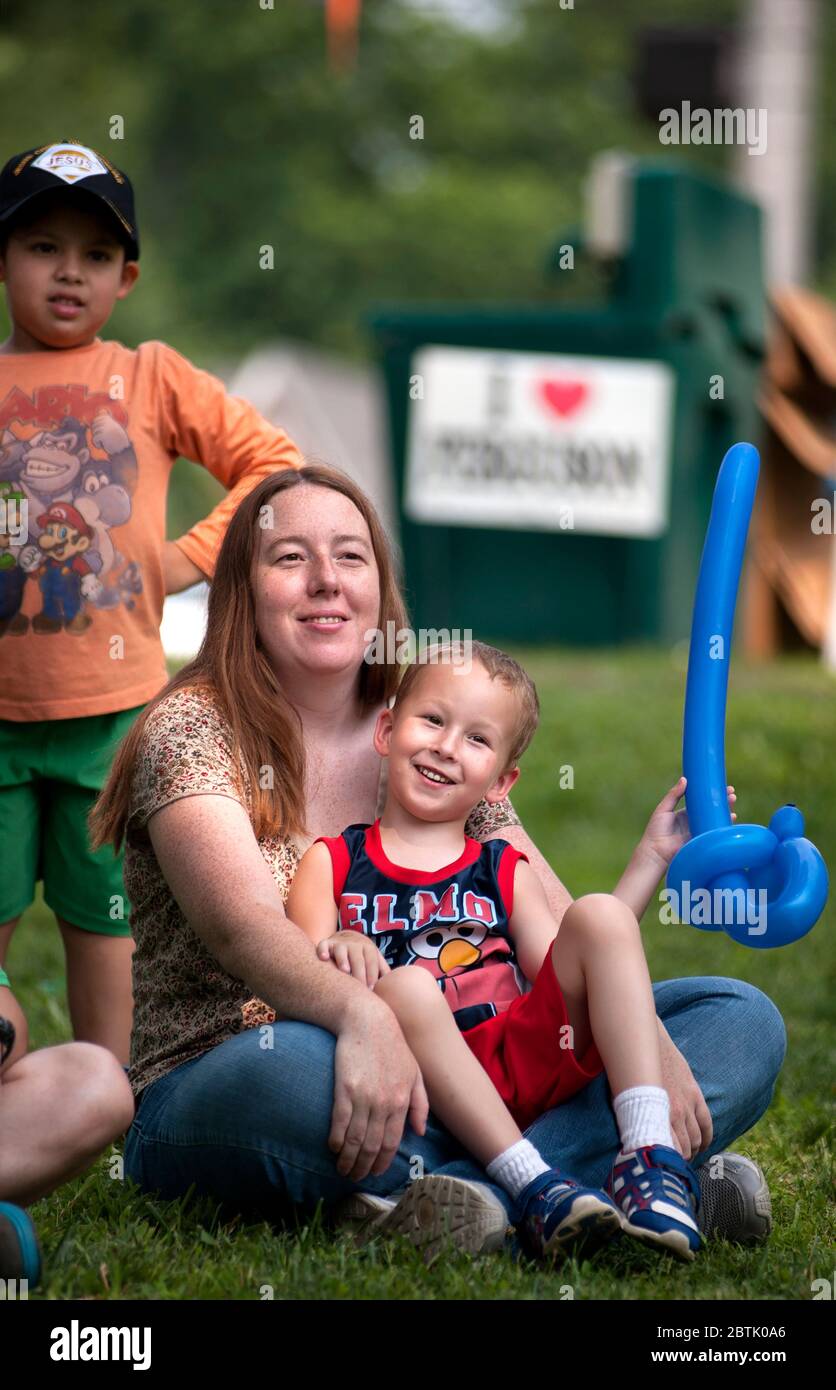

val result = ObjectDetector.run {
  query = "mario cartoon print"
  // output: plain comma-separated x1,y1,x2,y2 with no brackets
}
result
0,477,29,635
0,387,141,635
18,502,103,633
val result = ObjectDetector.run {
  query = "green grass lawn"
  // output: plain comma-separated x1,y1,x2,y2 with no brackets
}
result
7,645,835,1300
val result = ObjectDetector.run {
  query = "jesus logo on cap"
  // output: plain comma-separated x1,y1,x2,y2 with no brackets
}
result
30,143,110,185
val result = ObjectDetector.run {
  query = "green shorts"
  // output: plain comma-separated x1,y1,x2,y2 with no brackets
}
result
0,705,144,936
0,966,9,989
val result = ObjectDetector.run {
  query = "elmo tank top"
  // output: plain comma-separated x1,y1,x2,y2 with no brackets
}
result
315,819,529,1033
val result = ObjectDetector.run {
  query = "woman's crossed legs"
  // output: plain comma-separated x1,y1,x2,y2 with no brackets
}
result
124,974,786,1231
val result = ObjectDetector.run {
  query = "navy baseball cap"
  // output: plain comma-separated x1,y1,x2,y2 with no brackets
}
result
0,141,139,259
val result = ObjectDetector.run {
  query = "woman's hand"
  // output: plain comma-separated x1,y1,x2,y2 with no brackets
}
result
640,775,738,870
330,995,429,1181
316,932,390,988
658,1023,713,1159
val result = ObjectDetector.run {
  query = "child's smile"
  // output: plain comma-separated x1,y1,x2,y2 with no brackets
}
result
414,762,457,787
375,661,521,825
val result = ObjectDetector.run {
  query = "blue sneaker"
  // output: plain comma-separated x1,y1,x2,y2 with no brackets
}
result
514,1168,624,1261
606,1145,702,1261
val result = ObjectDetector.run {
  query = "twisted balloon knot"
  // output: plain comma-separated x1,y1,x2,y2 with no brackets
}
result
666,805,828,948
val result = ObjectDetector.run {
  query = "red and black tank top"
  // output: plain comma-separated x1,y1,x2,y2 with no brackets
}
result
315,819,529,1033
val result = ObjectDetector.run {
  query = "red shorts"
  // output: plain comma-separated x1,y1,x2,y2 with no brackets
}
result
463,942,605,1132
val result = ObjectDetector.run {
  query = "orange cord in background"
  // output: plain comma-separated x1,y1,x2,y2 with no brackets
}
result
326,0,362,72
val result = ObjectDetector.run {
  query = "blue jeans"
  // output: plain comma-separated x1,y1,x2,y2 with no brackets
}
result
124,976,786,1222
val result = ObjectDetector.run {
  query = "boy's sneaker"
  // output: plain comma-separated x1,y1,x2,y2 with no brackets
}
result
333,1151,769,1258
606,1144,702,1261
0,1202,42,1287
513,1168,624,1262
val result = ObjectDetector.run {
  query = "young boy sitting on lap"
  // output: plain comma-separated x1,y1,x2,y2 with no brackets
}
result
287,641,737,1263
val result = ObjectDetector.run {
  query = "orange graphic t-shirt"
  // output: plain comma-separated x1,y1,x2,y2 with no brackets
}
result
0,337,303,720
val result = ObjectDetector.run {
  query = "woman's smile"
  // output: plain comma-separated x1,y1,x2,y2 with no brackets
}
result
298,611,350,631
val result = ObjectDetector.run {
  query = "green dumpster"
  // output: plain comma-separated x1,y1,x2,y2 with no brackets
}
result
368,161,765,646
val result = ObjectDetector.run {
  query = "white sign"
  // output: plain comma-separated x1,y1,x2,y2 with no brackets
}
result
404,346,675,536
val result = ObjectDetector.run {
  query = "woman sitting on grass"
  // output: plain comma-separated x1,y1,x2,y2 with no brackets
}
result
89,463,785,1256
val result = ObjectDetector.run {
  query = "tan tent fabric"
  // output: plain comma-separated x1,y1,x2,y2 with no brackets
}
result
742,288,836,659
770,288,836,388
759,385,836,481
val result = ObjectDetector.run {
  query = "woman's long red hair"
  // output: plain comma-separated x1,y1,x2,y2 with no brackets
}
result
88,464,408,852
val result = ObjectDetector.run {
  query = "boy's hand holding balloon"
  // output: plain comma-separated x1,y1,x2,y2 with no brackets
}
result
641,775,737,872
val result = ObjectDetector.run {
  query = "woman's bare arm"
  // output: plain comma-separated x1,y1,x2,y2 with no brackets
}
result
146,794,428,1177
148,795,348,1025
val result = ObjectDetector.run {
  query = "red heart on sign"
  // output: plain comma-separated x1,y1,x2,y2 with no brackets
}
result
538,380,589,418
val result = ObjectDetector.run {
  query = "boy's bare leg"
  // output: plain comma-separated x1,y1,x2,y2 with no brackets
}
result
552,893,664,1093
375,967,522,1167
56,918,135,1065
0,916,20,966
0,1042,135,1206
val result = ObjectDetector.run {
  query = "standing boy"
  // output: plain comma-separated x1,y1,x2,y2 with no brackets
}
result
0,141,303,1062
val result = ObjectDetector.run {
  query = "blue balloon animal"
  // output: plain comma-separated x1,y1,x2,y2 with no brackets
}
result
665,443,828,947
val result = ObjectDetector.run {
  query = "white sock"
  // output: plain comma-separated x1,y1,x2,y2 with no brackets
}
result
486,1139,551,1199
613,1085,674,1153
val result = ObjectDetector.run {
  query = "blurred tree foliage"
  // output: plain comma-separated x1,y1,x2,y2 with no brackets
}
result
1,0,833,372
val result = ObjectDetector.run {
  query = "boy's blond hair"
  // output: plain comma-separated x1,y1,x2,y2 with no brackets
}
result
393,639,540,770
